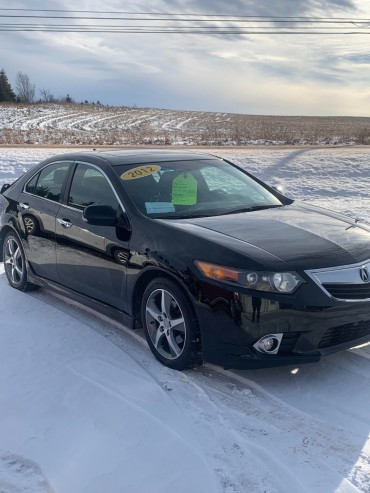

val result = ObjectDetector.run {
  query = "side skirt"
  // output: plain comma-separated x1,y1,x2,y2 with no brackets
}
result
28,270,134,329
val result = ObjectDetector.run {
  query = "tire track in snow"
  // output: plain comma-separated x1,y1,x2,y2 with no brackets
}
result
24,286,370,493
0,452,54,493
184,365,369,493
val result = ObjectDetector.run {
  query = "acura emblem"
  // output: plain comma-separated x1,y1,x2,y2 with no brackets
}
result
360,266,370,283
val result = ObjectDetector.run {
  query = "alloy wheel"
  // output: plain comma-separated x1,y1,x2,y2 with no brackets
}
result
4,236,24,286
145,288,186,360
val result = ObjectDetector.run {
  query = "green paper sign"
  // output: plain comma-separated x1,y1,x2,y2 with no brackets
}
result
172,173,198,205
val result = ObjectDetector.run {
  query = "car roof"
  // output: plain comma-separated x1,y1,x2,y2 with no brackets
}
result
49,149,219,167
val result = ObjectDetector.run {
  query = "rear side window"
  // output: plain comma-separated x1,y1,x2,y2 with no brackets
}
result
26,162,71,202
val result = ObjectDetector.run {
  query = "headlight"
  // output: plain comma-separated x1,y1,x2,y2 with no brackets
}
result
194,260,304,294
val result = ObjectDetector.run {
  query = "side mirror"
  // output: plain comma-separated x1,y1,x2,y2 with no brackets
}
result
1,183,11,194
117,213,131,231
83,204,118,226
271,184,285,195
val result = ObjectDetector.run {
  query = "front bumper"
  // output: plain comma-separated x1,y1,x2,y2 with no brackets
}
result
193,280,370,369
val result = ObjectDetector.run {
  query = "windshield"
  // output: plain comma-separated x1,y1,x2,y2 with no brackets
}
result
115,158,285,219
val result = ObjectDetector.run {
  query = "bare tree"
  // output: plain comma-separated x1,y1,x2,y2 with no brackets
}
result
16,72,36,103
39,87,55,103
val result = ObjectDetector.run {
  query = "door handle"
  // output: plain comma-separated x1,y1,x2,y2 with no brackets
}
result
57,218,72,228
19,202,30,210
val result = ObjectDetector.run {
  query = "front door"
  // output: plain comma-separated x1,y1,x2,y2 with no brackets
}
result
56,162,130,311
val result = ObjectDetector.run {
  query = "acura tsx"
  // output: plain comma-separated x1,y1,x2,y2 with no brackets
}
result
1,150,370,370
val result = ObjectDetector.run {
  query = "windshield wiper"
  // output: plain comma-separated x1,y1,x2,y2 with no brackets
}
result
155,212,213,219
151,204,283,220
218,204,284,216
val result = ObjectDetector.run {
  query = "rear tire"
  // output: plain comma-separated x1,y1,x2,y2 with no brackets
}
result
3,231,37,291
141,278,202,370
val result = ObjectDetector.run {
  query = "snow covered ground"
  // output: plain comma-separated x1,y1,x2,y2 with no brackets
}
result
1,103,369,145
0,146,370,493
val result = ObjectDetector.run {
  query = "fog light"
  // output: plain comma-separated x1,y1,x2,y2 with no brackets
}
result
253,334,283,354
262,337,276,352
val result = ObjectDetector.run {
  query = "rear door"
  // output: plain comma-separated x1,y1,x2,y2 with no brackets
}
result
19,161,72,281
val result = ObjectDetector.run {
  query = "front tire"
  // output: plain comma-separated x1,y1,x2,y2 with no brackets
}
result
3,231,36,291
141,278,202,370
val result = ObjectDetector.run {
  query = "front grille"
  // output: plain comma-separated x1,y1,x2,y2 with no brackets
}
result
318,320,370,348
323,283,370,300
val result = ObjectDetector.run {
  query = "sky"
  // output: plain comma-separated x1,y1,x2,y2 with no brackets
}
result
1,0,370,116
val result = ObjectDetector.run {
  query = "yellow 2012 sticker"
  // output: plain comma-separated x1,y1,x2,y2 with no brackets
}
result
121,165,161,181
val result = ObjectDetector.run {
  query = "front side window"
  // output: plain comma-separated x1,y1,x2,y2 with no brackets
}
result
115,159,286,219
26,162,71,202
67,163,119,211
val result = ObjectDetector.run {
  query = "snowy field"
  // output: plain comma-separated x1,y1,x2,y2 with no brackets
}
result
0,146,370,493
1,103,369,145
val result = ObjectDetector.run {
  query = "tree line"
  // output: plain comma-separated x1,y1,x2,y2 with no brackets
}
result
0,68,99,105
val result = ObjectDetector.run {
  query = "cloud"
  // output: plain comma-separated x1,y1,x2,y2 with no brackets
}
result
0,0,369,115
339,53,370,64
155,0,357,16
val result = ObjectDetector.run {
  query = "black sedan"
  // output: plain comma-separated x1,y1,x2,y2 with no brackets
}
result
1,150,370,370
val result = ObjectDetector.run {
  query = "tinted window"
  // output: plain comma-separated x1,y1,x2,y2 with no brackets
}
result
68,163,119,211
25,173,38,194
30,162,70,202
115,159,284,218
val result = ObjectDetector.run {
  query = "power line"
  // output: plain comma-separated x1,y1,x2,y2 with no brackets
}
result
1,23,365,29
0,24,368,32
0,28,368,34
0,9,369,35
0,13,369,23
0,8,368,20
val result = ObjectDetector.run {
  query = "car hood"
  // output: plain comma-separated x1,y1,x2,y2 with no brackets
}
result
161,202,370,271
